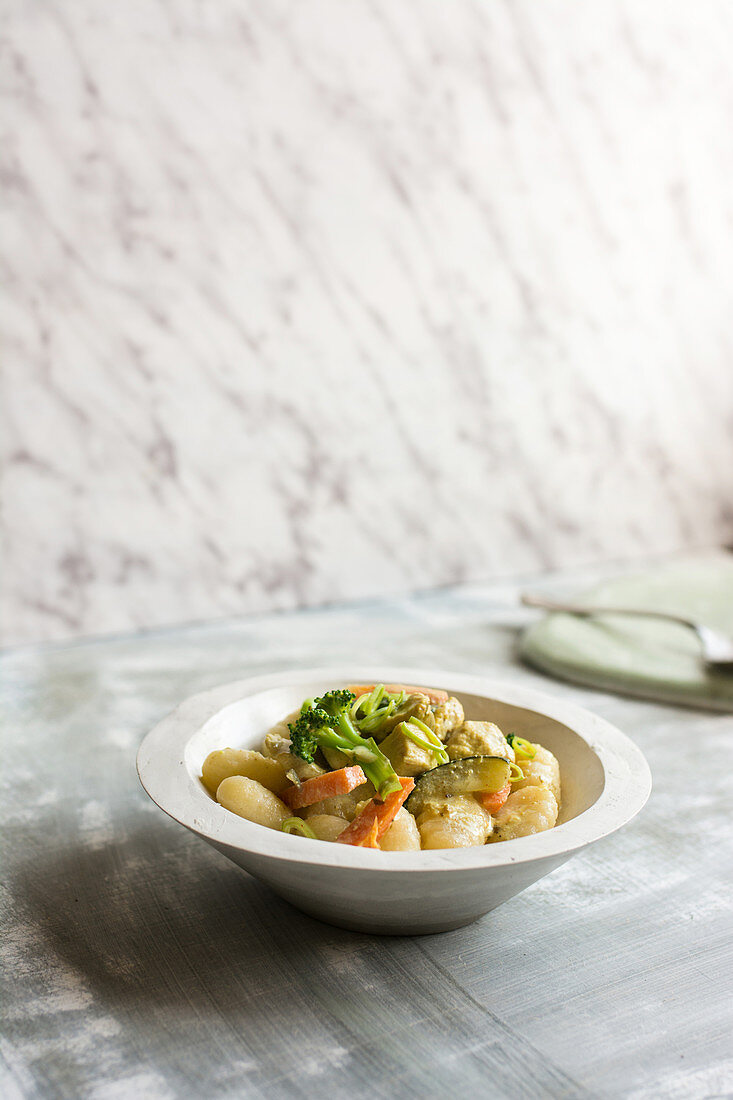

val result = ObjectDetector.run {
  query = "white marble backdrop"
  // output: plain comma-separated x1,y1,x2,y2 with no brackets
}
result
3,1,733,645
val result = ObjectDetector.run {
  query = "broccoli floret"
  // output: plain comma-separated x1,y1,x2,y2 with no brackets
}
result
288,689,402,799
288,706,333,764
315,688,356,715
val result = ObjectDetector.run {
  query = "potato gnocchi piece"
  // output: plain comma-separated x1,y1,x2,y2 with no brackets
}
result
306,814,348,842
380,807,421,852
512,744,561,804
201,748,288,796
417,795,493,849
489,785,558,842
447,721,514,763
216,776,292,831
302,786,372,822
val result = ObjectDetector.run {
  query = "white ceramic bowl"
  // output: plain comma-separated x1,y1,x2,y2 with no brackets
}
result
137,667,651,935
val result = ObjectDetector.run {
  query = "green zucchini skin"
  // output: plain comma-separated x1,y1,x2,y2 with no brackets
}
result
405,755,511,817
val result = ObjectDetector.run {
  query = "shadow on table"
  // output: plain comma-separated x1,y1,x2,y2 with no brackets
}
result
12,819,381,1011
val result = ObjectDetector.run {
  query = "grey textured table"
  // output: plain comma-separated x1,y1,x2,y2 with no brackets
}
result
2,565,732,1099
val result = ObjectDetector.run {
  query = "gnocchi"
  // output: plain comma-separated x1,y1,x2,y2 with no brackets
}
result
215,775,292,831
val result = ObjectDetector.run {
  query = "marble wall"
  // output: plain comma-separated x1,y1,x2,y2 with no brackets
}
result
3,0,733,645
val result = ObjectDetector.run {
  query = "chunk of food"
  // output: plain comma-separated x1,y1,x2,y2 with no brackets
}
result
406,755,511,818
306,814,350,842
380,807,421,851
201,748,289,796
216,776,292,831
489,785,559,842
417,795,493,849
281,817,316,838
477,781,512,815
302,786,372,822
336,777,415,847
288,690,402,800
380,725,440,777
431,696,465,741
262,721,326,782
510,744,561,804
371,693,433,739
348,683,449,705
282,766,367,810
321,745,352,770
447,721,514,763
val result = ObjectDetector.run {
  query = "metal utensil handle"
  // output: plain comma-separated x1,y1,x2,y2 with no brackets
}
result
520,593,698,631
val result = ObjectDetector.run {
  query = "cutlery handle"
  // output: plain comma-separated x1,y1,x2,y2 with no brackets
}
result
520,593,697,631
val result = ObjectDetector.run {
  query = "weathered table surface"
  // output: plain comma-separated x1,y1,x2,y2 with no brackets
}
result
2,563,732,1099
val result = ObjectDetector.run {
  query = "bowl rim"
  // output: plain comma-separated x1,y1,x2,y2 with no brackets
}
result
136,666,652,872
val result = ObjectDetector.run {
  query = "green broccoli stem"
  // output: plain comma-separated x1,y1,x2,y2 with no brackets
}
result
361,740,403,800
326,711,401,799
316,726,374,762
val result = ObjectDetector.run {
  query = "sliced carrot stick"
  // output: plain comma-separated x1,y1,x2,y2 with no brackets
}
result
335,776,415,847
282,765,367,810
478,781,511,815
358,820,380,849
348,683,449,705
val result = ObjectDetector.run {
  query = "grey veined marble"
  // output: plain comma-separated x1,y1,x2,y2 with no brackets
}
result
3,0,733,643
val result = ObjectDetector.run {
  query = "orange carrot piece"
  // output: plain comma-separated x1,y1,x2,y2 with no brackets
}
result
335,776,415,847
357,820,380,848
348,683,449,705
478,781,511,815
282,765,367,810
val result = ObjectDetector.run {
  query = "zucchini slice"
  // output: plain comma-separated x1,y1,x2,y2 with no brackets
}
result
405,755,511,817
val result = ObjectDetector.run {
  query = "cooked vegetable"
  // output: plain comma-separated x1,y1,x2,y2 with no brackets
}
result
477,781,512,815
348,683,449,705
281,817,317,838
506,734,536,760
335,777,415,847
349,684,408,735
358,691,441,741
262,721,326,782
405,755,511,818
282,765,367,810
288,690,402,800
358,820,380,848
